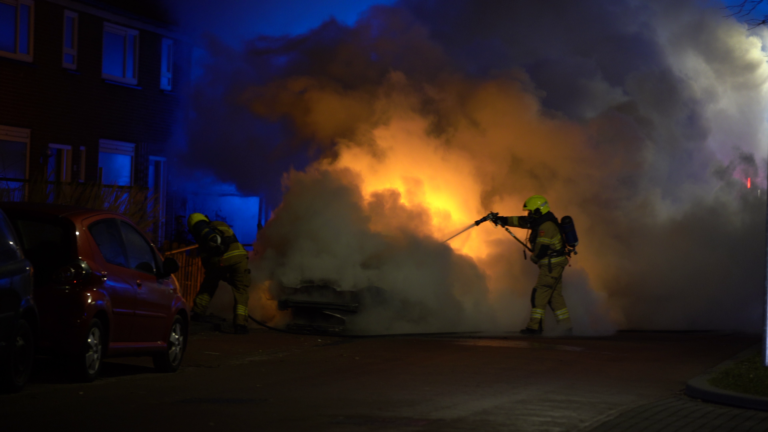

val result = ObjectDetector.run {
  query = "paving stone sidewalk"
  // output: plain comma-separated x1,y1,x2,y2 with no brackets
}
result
585,396,768,432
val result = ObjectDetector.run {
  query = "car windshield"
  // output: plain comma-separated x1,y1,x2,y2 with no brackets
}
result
0,210,21,264
8,216,76,286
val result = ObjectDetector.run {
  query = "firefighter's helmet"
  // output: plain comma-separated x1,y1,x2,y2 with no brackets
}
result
187,213,210,230
523,195,550,217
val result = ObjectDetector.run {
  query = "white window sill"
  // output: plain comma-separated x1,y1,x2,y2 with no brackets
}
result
0,51,33,63
101,73,137,86
104,79,142,90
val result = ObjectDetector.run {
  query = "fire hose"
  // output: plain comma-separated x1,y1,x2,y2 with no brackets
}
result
247,313,485,338
443,212,533,254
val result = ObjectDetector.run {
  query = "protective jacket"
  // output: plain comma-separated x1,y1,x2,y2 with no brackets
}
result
189,218,251,327
502,211,571,332
192,220,248,267
502,212,566,267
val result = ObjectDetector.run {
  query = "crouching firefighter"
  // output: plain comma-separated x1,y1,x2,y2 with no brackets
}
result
188,213,251,334
476,195,572,336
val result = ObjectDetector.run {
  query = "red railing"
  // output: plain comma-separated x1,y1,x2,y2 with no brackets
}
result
164,245,204,305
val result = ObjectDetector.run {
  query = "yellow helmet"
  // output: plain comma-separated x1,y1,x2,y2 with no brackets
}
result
522,195,550,217
187,213,210,230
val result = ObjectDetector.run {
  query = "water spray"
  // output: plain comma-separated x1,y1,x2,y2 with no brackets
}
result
442,223,478,243
443,212,533,254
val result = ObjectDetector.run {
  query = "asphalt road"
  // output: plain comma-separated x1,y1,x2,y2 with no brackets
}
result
0,325,759,432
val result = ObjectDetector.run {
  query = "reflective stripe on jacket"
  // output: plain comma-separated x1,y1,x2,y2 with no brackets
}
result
534,220,566,266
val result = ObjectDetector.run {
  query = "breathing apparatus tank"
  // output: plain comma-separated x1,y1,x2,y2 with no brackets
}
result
559,215,579,249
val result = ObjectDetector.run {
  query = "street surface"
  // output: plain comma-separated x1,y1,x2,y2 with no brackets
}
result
0,325,761,431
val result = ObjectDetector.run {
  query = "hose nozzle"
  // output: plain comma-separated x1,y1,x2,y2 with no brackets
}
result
475,212,500,226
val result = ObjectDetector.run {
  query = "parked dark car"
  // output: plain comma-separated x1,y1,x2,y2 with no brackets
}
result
0,203,187,382
0,208,36,392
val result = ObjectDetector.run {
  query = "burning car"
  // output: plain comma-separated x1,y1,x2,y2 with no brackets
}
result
275,280,389,334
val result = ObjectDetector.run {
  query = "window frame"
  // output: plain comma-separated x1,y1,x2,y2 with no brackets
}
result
62,9,77,69
160,38,173,91
101,22,139,85
98,139,134,186
77,145,86,182
0,125,30,201
47,143,72,183
0,0,34,62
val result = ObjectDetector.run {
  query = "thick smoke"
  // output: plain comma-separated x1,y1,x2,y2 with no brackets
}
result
180,0,768,333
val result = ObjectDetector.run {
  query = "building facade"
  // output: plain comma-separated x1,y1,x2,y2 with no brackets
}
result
0,0,190,241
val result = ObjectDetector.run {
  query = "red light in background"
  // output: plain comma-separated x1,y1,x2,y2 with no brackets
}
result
748,177,751,188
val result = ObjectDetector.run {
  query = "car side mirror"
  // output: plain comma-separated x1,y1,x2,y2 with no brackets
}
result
135,261,155,274
162,257,180,277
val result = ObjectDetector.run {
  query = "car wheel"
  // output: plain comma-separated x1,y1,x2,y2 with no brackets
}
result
153,315,186,373
74,319,104,383
0,319,35,393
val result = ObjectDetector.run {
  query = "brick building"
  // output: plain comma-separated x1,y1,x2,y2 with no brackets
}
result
0,0,190,241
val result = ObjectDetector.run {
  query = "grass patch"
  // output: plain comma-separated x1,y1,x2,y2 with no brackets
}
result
708,352,768,398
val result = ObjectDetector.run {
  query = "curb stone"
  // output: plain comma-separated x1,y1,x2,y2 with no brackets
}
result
685,345,768,411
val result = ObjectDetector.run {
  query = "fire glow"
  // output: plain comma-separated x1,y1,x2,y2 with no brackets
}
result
243,1,768,334
325,109,540,265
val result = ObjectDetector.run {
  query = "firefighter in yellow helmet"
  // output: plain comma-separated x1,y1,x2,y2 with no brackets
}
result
187,213,251,334
477,195,571,335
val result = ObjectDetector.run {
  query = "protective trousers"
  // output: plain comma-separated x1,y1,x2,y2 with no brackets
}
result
192,259,251,326
525,261,571,331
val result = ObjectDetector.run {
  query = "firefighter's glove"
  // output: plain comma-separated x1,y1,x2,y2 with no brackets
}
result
476,212,502,226
206,235,224,254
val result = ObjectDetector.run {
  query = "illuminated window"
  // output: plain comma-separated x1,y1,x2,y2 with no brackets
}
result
0,0,34,62
98,140,134,186
102,23,138,85
160,38,173,90
0,126,29,202
62,10,77,69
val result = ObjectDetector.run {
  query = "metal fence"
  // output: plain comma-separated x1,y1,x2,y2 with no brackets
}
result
164,245,204,305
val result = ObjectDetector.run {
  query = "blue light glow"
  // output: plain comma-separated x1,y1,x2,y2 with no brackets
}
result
103,31,125,77
186,191,261,245
0,3,16,53
98,152,132,186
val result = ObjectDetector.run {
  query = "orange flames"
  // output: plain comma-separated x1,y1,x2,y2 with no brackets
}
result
325,114,526,268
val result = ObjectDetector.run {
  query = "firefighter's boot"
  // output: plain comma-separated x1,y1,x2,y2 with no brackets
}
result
519,327,543,336
228,260,251,327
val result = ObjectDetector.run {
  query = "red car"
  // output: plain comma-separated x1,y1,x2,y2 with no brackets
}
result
0,203,188,382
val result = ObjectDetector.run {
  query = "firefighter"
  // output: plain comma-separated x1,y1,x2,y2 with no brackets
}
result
187,213,251,334
478,195,571,335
